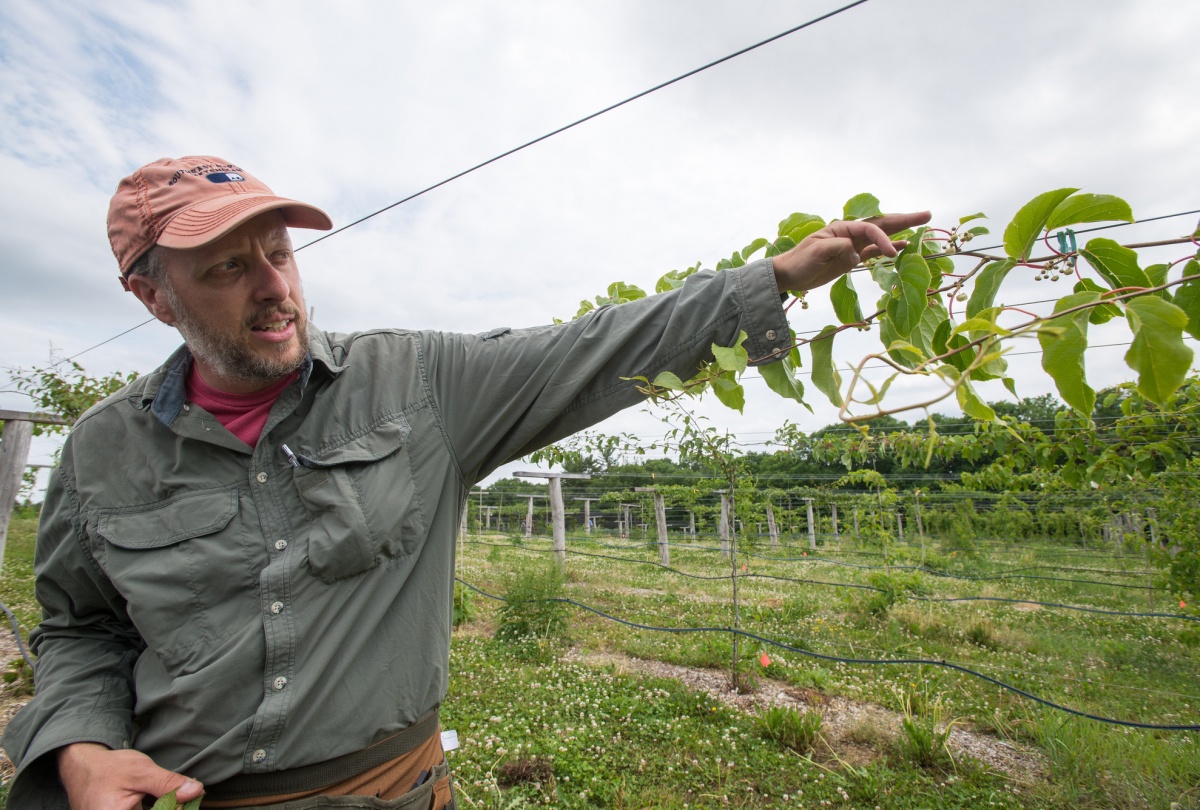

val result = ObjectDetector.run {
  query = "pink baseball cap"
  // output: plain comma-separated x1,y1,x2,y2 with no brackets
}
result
107,156,333,277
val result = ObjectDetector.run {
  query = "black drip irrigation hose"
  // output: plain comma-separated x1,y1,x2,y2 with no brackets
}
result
0,599,36,670
461,539,1200,623
456,578,1200,731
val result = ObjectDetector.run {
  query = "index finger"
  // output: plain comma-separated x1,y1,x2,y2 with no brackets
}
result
864,211,932,237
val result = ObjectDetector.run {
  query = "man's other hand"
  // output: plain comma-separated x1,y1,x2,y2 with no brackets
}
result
58,742,204,810
772,211,933,294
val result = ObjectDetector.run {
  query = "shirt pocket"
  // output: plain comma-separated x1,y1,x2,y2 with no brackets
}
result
294,413,428,583
95,485,254,670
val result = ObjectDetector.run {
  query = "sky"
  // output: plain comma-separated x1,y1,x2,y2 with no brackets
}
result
2,0,1199,488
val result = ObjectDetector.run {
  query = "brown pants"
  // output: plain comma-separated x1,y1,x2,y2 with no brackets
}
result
202,731,453,809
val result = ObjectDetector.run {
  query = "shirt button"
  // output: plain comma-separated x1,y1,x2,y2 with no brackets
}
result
270,601,284,614
273,676,288,691
252,749,267,764
274,539,288,551
765,329,777,341
256,472,268,484
182,404,190,412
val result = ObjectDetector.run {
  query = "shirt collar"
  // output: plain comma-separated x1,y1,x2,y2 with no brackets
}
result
146,328,342,428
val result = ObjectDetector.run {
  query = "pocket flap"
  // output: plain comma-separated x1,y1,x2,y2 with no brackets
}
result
98,486,239,550
304,414,412,467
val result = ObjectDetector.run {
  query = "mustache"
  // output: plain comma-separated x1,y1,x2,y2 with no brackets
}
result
244,304,302,329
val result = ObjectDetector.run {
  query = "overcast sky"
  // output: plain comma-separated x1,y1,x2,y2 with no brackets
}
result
3,0,1199,485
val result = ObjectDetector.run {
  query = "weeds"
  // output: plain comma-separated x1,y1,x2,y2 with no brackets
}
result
756,705,823,753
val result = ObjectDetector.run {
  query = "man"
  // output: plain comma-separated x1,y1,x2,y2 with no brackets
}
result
1,156,927,808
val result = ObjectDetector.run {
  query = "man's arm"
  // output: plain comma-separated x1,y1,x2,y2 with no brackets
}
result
424,212,930,482
0,463,203,809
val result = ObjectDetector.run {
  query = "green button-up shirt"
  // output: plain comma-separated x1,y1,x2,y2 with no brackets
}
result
1,260,790,806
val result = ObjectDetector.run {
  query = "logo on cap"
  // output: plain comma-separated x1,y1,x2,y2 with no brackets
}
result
207,172,246,183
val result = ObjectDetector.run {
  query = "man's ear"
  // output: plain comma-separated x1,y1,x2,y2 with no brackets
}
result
127,275,178,326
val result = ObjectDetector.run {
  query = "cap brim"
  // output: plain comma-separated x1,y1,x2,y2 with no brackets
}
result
156,195,333,250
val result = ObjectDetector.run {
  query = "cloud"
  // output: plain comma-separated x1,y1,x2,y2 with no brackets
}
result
3,0,1199,476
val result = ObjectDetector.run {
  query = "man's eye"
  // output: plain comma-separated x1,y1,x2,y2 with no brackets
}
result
272,251,292,263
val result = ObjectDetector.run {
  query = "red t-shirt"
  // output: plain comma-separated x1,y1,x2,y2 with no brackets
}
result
186,365,300,449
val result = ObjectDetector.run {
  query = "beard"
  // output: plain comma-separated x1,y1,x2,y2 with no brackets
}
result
164,282,309,389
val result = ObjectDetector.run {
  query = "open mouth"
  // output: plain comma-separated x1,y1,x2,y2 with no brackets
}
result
251,317,293,333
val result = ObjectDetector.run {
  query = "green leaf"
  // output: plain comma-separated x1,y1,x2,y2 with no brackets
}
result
1003,188,1078,260
1145,262,1169,288
965,259,1015,318
710,373,746,413
830,274,863,324
959,212,986,225
842,193,883,221
150,791,201,810
891,252,931,337
1045,193,1134,231
1124,296,1194,405
575,300,596,319
656,265,699,294
810,326,843,407
957,380,996,421
878,310,917,369
777,213,823,238
1073,278,1121,324
711,331,749,374
760,353,810,409
741,238,769,262
1078,238,1151,291
652,371,686,391
910,300,947,360
953,318,1011,337
1002,376,1018,397
965,225,990,237
1038,291,1099,415
1172,260,1200,339
869,259,899,292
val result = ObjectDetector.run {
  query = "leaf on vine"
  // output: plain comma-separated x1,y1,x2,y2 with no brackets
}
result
952,318,1012,337
830,275,863,324
710,373,746,413
652,371,686,391
869,260,899,293
1003,188,1078,260
760,353,811,410
777,212,823,238
1146,262,1170,288
1078,238,1151,290
886,341,926,362
656,264,699,294
575,300,596,319
711,331,749,374
810,326,843,407
1002,377,1018,397
1172,260,1200,339
858,372,897,406
879,312,916,369
150,791,202,810
1073,278,1121,324
1045,193,1134,231
1038,290,1099,415
741,238,770,262
959,212,986,225
1124,296,1193,405
956,380,996,421
965,259,1015,318
910,302,947,361
842,193,883,221
891,252,931,337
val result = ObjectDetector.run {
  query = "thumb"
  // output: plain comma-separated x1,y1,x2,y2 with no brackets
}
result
131,761,204,802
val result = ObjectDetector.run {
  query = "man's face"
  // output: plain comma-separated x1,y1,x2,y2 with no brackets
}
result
153,211,309,393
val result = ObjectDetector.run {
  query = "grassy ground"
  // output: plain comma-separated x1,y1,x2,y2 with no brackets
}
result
0,514,1196,808
446,528,1199,808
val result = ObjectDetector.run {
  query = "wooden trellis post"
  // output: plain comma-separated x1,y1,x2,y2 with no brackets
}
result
831,503,840,543
574,497,600,533
853,507,860,543
635,487,670,565
804,498,816,550
514,472,590,569
717,490,731,558
765,502,779,550
1,409,68,573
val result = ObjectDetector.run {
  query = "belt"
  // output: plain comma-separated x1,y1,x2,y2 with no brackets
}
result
203,710,441,803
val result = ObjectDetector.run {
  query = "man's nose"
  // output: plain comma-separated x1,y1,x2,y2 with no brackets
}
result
251,253,291,301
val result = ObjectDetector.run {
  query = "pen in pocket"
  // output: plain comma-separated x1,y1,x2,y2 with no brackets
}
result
281,444,300,468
